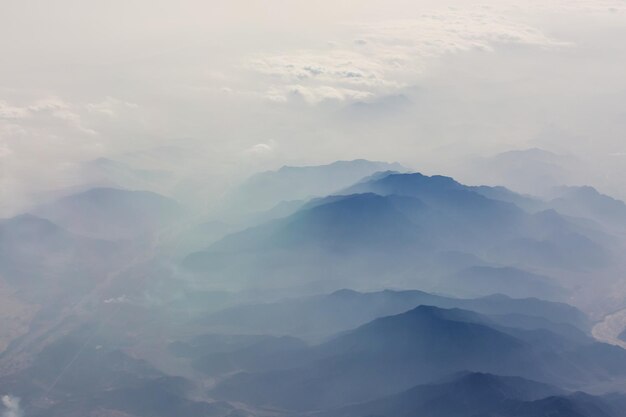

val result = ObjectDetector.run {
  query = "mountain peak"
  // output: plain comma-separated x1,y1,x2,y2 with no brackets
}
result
330,288,361,298
343,171,467,197
0,213,62,234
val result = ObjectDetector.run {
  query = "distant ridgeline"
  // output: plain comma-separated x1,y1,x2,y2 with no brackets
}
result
3,160,626,417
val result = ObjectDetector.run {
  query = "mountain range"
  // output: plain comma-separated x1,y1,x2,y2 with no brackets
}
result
210,304,626,410
183,171,615,297
4,159,626,417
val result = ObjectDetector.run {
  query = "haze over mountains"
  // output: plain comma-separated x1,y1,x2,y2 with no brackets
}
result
3,158,626,417
317,372,623,417
5,1,626,415
33,187,183,240
182,169,619,301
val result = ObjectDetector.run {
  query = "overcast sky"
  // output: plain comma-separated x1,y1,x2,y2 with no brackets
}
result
2,0,626,214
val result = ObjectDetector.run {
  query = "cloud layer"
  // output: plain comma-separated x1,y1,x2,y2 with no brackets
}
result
2,0,626,213
248,8,568,103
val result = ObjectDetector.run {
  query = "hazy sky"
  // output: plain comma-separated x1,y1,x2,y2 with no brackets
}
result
2,0,626,214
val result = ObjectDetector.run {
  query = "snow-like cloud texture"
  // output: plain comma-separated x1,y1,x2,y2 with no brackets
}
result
2,0,626,213
1,395,22,417
249,10,568,103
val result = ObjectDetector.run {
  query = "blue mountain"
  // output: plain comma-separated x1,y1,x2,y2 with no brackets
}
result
201,288,588,341
222,159,405,216
34,187,182,240
211,305,626,410
315,372,620,417
183,172,611,294
549,185,626,229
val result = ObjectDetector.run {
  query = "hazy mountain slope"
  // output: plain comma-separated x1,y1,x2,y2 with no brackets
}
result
35,380,240,417
459,148,580,195
470,185,545,212
344,172,613,255
183,191,466,292
222,159,405,215
315,372,571,417
200,288,588,341
0,214,122,301
34,187,182,240
211,305,626,410
212,306,530,410
438,266,563,299
184,172,612,294
0,329,243,417
549,185,626,230
316,373,625,417
183,193,428,291
170,333,308,376
82,157,175,191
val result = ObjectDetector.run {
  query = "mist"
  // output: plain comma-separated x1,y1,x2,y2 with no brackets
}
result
3,0,626,216
4,1,626,417
1,396,22,417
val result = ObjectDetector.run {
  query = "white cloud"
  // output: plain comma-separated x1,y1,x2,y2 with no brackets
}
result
526,0,626,15
87,96,139,117
246,141,275,155
103,295,129,304
0,101,30,119
2,0,626,211
0,97,96,135
266,84,374,104
1,395,23,417
0,96,130,214
250,50,394,88
247,7,569,104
